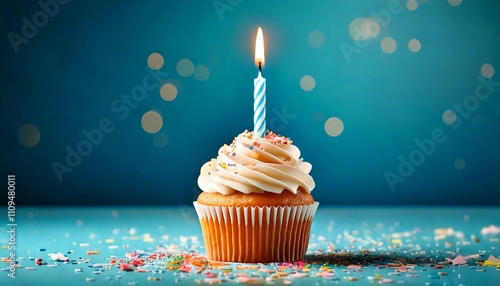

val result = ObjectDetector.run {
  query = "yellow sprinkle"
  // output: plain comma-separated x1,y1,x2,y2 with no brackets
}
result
1,246,9,249
276,271,288,277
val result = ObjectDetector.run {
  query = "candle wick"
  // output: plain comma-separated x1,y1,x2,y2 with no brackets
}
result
258,62,262,72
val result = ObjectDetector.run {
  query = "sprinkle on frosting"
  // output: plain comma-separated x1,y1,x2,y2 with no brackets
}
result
265,130,293,145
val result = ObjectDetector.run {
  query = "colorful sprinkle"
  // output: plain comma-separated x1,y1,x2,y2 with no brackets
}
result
86,250,100,255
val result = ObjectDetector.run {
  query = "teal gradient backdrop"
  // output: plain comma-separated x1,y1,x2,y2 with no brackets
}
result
1,0,499,205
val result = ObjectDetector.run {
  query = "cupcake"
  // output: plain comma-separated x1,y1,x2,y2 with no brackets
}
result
193,130,318,263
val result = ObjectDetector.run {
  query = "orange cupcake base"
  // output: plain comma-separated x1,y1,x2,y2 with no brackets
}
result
193,202,319,263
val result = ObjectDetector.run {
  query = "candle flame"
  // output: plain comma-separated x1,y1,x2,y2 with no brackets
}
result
255,27,265,67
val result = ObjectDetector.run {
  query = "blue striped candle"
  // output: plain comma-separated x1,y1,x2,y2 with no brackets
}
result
254,71,266,138
254,27,266,138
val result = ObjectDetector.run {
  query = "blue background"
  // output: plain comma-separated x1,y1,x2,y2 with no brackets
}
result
1,0,499,205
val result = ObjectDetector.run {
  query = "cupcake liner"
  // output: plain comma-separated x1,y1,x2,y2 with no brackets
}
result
193,201,319,263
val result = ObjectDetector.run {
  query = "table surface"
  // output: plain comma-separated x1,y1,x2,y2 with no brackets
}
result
1,206,499,285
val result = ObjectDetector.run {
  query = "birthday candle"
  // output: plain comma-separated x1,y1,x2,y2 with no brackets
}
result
254,27,266,138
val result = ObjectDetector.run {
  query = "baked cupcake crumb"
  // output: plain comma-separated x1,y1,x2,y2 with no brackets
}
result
197,188,314,207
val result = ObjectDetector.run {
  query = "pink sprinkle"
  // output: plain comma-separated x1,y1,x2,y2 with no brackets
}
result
179,265,192,273
120,263,134,271
396,265,407,272
452,255,468,266
347,264,362,269
204,271,217,278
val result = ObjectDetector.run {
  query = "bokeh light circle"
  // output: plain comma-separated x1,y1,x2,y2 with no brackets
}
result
349,17,367,41
481,63,494,79
300,75,316,91
406,0,419,11
408,39,421,52
308,30,325,48
381,37,397,54
194,65,210,81
18,123,40,147
147,53,164,70
442,109,457,125
312,111,324,122
349,17,380,41
176,59,194,77
324,117,344,137
153,132,169,148
448,0,462,7
454,158,466,170
160,83,178,101
362,18,380,38
141,111,163,134
472,114,482,124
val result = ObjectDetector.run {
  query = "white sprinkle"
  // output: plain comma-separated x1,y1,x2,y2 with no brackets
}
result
288,273,307,279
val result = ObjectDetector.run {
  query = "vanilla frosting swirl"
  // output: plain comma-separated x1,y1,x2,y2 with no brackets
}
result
197,130,315,195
